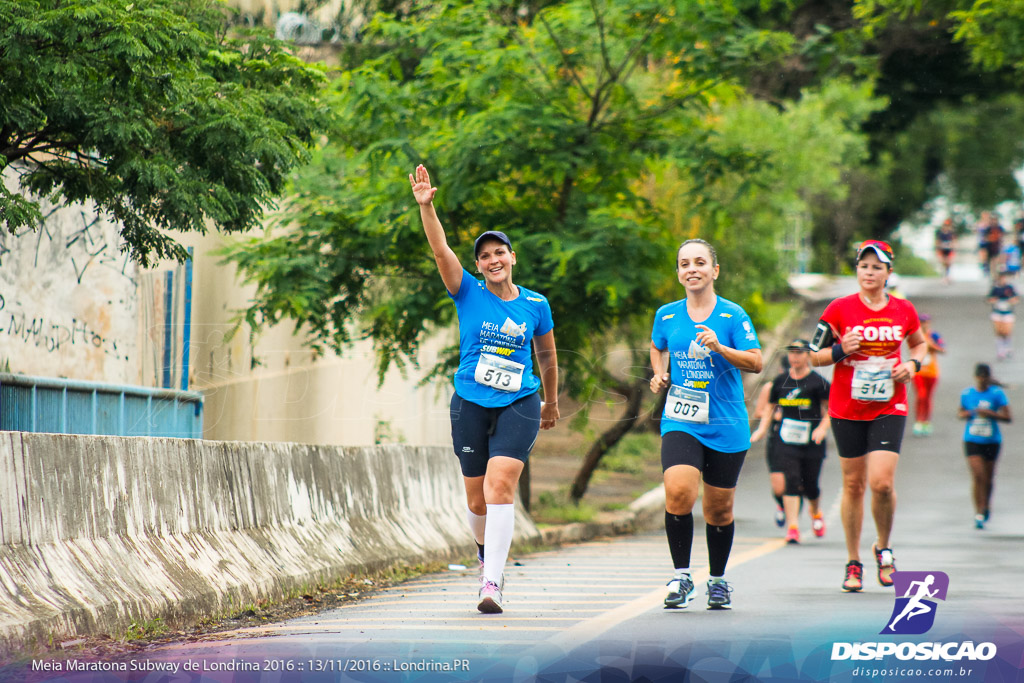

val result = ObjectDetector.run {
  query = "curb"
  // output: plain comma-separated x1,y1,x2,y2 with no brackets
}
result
536,485,666,546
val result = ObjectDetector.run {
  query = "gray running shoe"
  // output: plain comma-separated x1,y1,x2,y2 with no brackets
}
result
706,580,733,610
664,575,695,608
477,580,503,614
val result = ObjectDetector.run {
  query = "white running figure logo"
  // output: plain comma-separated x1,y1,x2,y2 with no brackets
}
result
687,339,714,366
500,317,528,341
888,574,939,631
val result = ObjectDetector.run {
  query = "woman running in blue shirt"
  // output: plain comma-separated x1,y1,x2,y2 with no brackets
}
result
409,165,559,614
958,364,1011,529
650,238,762,610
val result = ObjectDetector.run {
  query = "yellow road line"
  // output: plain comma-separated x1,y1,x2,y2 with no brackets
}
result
548,538,786,649
249,616,586,625
370,591,657,601
233,623,564,634
359,598,621,606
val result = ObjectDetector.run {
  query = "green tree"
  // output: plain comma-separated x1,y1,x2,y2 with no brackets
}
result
224,0,796,500
737,1,1024,268
0,0,329,266
856,0,1024,74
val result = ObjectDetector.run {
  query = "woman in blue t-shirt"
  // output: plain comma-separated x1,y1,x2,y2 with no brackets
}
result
958,363,1011,529
410,165,559,614
649,238,762,610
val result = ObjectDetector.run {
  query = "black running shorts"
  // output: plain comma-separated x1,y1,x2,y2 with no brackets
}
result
661,431,746,489
831,415,906,458
450,392,541,477
964,441,1000,462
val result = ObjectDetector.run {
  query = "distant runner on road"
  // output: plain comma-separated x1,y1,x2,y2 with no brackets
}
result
986,270,1018,360
409,164,560,615
650,238,762,611
958,363,1011,530
935,219,956,285
911,314,945,437
809,239,927,593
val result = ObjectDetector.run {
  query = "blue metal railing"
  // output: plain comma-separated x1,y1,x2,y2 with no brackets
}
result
0,373,203,438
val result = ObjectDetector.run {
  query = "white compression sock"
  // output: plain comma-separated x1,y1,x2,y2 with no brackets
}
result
466,507,486,546
483,503,515,585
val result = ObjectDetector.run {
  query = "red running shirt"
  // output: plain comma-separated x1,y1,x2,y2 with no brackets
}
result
819,294,921,420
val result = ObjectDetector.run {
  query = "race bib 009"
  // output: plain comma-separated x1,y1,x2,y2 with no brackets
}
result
664,385,710,424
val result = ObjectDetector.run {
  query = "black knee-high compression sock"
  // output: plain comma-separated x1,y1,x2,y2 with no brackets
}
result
665,512,694,570
706,521,735,577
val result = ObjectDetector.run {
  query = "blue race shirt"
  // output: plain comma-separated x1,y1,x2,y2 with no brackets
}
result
960,385,1008,444
651,296,760,451
449,269,554,408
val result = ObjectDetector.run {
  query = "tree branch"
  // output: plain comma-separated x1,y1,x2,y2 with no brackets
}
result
539,13,593,101
570,376,647,502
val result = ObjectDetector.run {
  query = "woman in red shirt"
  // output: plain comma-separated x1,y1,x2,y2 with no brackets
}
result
809,240,927,593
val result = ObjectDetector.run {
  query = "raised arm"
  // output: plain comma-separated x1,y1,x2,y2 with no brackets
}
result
409,165,463,295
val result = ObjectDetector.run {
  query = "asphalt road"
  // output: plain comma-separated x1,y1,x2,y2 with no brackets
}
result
44,273,1024,682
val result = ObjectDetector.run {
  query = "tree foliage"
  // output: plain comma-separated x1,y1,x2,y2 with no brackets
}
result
223,0,793,386
222,0,891,500
0,0,329,265
738,0,1024,268
856,0,1024,75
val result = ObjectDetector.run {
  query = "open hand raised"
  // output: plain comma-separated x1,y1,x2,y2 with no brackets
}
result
409,164,437,206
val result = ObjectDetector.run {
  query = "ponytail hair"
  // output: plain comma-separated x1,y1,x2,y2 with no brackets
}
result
975,363,1003,388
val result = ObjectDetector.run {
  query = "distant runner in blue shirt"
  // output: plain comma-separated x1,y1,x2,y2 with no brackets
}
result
649,238,762,611
410,165,559,615
957,363,1012,529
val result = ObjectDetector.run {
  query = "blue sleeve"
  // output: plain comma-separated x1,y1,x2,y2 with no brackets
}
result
651,309,667,349
732,308,760,351
535,298,554,337
960,390,969,411
448,269,475,303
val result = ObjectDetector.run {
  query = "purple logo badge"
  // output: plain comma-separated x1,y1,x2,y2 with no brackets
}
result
881,571,949,635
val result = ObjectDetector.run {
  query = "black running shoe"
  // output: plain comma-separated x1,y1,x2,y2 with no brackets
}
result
706,580,733,610
664,575,695,609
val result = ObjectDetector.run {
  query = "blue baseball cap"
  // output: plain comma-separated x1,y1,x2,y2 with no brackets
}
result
474,230,512,257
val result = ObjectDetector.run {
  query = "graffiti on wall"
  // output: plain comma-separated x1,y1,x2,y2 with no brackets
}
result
0,170,140,384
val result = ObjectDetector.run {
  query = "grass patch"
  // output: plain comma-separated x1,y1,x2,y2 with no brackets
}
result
598,432,659,475
531,491,597,524
123,618,169,641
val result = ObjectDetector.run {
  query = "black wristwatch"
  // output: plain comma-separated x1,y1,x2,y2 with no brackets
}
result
910,358,921,372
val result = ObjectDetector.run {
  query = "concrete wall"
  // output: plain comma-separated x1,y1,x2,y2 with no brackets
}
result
0,432,538,655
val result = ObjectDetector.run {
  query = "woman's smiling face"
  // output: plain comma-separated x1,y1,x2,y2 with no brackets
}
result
475,240,515,284
676,241,718,292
